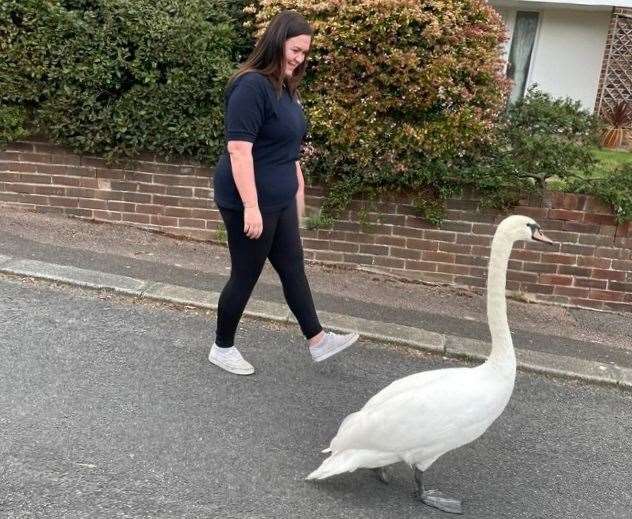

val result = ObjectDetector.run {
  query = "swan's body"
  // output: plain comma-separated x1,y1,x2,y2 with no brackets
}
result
307,215,553,513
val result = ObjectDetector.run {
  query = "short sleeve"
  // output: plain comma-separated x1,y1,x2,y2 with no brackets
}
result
225,75,269,143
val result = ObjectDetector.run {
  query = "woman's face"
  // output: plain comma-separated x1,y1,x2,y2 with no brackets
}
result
283,34,311,77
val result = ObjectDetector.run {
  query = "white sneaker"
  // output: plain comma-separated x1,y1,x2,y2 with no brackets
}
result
208,344,255,375
310,332,360,362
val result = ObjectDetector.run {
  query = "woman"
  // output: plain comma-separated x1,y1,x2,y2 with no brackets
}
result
209,10,359,375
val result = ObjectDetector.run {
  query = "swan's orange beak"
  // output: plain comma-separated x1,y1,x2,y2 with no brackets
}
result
532,227,555,245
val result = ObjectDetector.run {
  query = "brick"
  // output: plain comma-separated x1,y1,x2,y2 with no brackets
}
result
317,230,346,241
549,209,584,221
343,253,373,265
34,205,64,215
389,247,421,260
472,246,491,257
578,234,613,247
110,181,138,191
582,213,617,226
152,194,184,206
107,201,135,212
454,255,487,267
510,249,541,262
405,260,437,272
440,221,472,233
121,213,151,224
472,223,496,235
392,225,424,238
164,207,194,218
507,271,539,283
372,256,405,269
135,204,164,215
359,244,389,256
612,259,632,272
20,152,52,163
333,221,362,233
592,269,625,281
423,230,456,242
190,208,220,220
454,276,486,288
595,247,624,259
456,234,490,246
150,215,179,227
540,253,576,265
93,210,122,221
575,278,607,289
553,286,589,298
165,186,194,197
557,265,592,277
406,238,438,251
578,256,612,269
602,302,632,313
78,199,107,210
436,263,470,275
569,298,604,310
522,283,555,295
96,167,125,180
303,239,331,250
124,171,154,184
446,199,479,210
178,218,206,229
49,196,78,208
589,289,625,302
422,251,455,263
523,262,557,274
121,192,152,204
312,251,344,262
376,214,406,226
353,232,376,245
33,185,65,196
438,242,472,254
138,183,166,195
374,235,406,247
540,274,573,286
561,243,594,255
330,241,359,253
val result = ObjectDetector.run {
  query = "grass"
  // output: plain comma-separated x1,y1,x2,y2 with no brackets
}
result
547,147,631,191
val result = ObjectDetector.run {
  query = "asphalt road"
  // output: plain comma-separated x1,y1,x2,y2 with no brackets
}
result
1,276,630,518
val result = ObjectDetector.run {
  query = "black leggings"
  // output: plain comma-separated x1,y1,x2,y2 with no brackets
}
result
215,200,322,348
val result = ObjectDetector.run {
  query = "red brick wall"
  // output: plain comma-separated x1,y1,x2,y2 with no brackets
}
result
1,140,631,313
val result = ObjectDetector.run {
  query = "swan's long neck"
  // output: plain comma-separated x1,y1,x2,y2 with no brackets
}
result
485,232,516,377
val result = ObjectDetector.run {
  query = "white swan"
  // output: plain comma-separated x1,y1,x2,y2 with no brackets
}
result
306,215,554,514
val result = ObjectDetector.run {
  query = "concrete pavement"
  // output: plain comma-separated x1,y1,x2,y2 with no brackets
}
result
1,277,631,518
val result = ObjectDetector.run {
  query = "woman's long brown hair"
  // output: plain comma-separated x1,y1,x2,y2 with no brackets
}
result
230,10,313,98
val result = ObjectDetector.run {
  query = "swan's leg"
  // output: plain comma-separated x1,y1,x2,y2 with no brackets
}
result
413,466,463,515
372,467,391,484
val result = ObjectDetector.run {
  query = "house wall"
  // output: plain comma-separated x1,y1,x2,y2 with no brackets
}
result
494,5,612,110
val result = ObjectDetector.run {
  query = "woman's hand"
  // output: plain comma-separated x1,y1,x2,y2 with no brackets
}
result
244,205,263,239
296,186,305,221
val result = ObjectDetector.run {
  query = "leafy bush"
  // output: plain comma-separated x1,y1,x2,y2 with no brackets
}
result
0,0,244,162
461,87,601,208
251,0,509,224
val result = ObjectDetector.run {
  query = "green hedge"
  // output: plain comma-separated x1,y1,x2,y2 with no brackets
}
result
0,0,247,162
252,0,510,223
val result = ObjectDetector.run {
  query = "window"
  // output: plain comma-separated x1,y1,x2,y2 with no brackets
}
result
507,11,540,103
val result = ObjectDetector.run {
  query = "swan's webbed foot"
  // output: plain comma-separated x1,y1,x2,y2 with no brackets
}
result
419,489,463,514
413,466,463,515
372,467,392,484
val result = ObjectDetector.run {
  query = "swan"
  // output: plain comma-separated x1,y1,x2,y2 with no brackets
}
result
306,215,554,514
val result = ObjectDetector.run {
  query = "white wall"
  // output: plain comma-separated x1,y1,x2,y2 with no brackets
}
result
493,7,611,111
527,9,611,110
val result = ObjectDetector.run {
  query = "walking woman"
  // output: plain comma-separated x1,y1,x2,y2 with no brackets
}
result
209,10,359,375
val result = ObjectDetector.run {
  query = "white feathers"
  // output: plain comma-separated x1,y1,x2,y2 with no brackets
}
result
307,215,538,481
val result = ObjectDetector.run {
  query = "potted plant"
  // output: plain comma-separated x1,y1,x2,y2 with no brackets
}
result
600,101,631,149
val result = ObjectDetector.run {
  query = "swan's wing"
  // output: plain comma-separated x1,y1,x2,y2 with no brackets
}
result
330,370,503,454
361,367,467,411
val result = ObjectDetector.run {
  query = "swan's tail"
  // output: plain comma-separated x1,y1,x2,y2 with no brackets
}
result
306,451,358,480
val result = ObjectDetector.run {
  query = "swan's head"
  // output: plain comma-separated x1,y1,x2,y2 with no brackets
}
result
496,215,555,245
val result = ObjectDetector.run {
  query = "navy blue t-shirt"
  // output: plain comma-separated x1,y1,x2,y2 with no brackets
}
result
213,71,307,212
